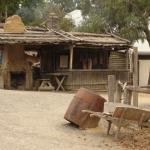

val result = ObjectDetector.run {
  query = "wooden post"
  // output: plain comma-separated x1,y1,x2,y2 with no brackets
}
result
129,49,134,73
108,75,116,102
122,89,132,104
69,46,73,70
114,81,122,103
133,47,138,106
148,69,150,85
126,50,129,70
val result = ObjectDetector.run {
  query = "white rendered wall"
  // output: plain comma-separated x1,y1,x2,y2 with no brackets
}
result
139,60,150,86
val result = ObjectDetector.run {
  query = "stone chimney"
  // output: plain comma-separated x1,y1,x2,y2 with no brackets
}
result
4,15,25,33
2,15,32,90
46,13,60,30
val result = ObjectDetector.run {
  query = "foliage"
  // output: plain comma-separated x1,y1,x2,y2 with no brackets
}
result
60,18,75,32
17,2,74,31
0,0,75,32
0,0,20,21
77,14,108,33
1,0,150,45
48,0,76,13
77,0,150,45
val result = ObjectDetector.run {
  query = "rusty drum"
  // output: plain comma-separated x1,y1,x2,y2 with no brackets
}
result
64,88,106,129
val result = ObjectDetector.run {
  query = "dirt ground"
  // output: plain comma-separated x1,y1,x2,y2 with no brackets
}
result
0,89,149,150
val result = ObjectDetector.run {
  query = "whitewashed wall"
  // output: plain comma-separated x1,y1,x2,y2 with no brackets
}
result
139,60,150,86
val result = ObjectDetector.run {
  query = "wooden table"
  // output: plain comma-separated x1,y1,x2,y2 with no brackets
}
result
48,73,68,91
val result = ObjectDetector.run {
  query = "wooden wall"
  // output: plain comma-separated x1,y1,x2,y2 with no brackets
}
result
40,48,130,91
40,50,54,73
60,70,129,91
109,51,128,69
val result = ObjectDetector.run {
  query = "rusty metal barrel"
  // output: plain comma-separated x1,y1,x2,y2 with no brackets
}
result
64,88,106,129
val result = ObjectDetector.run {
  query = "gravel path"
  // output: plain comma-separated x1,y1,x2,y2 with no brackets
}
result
0,90,126,150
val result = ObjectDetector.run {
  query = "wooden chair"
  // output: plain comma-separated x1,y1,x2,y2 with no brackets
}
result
82,106,150,139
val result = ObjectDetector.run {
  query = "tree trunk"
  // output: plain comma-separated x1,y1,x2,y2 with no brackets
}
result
5,5,8,20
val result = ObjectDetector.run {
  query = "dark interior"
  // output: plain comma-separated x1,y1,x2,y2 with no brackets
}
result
10,72,26,89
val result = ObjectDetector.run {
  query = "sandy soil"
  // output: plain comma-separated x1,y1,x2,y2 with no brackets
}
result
0,89,149,150
119,128,150,150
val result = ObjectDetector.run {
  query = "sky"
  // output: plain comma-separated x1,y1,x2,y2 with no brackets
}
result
67,10,150,52
66,10,83,26
134,40,150,52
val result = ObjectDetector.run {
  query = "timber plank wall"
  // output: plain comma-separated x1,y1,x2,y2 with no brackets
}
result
61,70,129,91
58,51,129,91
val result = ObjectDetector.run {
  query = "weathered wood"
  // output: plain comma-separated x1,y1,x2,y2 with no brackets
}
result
62,70,129,91
148,70,150,85
55,76,66,91
69,46,74,69
108,75,116,102
122,89,132,105
0,28,130,49
0,69,4,89
129,49,134,73
51,29,75,41
138,113,146,127
132,47,138,106
85,106,150,138
126,86,150,94
115,108,127,139
114,81,122,103
140,85,150,88
126,51,129,70
109,52,127,70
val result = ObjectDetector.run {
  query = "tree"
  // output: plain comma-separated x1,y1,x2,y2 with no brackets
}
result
41,2,75,31
0,0,75,31
17,1,75,31
78,0,150,46
0,0,20,22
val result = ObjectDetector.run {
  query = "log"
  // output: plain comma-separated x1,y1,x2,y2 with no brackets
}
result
114,81,122,103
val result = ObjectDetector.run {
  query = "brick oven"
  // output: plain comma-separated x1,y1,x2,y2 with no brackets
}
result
1,15,33,90
2,44,33,90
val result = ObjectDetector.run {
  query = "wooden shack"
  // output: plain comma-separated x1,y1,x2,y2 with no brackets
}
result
39,32,131,91
0,17,132,91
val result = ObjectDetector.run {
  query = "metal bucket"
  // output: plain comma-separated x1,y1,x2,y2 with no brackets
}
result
64,88,106,129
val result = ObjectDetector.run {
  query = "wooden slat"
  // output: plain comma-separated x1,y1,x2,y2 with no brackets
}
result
61,70,129,91
126,86,150,94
